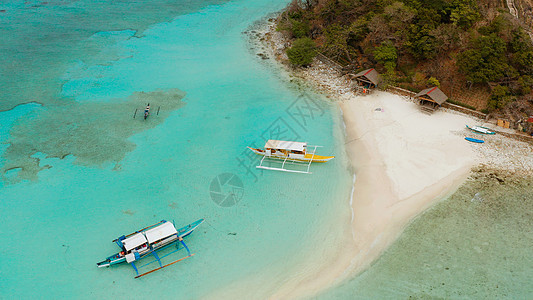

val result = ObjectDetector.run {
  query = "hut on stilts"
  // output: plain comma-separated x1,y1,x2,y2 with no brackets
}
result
348,68,381,95
414,87,448,113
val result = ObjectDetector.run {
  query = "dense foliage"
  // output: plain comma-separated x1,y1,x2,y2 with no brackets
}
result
287,37,317,66
279,0,533,112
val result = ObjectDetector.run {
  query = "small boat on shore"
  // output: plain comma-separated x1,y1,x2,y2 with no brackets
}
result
248,140,334,174
97,218,204,278
466,125,495,135
465,137,485,143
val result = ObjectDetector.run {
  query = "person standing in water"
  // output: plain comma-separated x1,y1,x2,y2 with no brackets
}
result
144,103,150,120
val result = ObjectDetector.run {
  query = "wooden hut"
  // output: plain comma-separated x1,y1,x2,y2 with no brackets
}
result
414,87,448,113
349,68,381,94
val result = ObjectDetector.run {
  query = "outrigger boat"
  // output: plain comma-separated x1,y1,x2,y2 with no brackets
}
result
247,140,334,174
97,218,204,278
465,137,485,143
466,125,495,135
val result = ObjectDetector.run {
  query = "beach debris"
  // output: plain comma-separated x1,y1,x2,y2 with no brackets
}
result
374,107,384,112
471,192,483,202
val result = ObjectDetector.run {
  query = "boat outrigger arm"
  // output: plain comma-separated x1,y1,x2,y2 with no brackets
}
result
131,237,192,279
256,145,321,174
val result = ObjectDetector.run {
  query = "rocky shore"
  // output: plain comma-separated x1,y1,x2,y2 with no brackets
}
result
253,17,533,177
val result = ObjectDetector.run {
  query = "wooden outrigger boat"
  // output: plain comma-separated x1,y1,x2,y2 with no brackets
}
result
97,218,204,278
247,140,334,174
466,125,495,135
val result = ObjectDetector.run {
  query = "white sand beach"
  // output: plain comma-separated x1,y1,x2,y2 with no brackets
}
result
258,20,533,299
270,91,477,299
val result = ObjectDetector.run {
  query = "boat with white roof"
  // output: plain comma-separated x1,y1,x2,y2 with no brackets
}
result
97,218,204,278
247,140,334,174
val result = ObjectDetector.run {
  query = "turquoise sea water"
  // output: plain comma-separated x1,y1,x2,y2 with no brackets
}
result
0,0,352,298
320,171,533,299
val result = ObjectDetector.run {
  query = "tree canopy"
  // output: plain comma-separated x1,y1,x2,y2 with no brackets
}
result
278,0,533,112
286,37,316,66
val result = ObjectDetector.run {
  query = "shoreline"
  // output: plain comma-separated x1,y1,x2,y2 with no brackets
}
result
252,16,533,299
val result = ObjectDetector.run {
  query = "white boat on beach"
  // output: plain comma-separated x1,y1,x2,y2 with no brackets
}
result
466,125,495,135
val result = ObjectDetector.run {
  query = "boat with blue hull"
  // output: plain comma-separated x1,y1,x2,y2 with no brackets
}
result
97,218,204,278
465,137,485,143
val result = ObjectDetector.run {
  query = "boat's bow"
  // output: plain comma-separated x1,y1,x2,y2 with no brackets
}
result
247,146,264,155
97,260,111,268
305,153,335,162
178,218,204,238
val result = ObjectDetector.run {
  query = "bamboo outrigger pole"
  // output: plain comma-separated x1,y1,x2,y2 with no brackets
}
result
134,254,194,279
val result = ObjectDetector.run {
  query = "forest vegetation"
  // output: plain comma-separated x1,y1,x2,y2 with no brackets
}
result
278,0,533,120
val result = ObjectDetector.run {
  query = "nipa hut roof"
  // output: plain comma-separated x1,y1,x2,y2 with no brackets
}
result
414,87,448,105
353,68,381,86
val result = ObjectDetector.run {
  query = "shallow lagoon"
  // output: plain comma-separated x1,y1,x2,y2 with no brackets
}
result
0,0,352,298
320,171,533,299
4,1,529,299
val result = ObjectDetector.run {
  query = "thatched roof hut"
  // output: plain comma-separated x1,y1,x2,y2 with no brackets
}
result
350,68,381,89
414,87,448,113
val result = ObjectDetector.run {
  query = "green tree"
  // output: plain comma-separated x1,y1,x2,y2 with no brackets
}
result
449,0,480,29
478,15,507,36
346,18,370,46
291,19,310,38
405,8,440,59
509,28,531,53
518,75,533,95
374,41,397,67
384,2,416,32
431,24,460,54
413,72,426,87
427,77,440,87
487,85,512,111
374,42,398,86
286,37,316,66
412,35,437,59
457,34,515,83
512,51,533,74
323,24,353,62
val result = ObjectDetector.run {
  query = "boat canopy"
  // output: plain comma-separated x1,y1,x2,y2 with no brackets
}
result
264,140,307,151
123,233,148,251
145,221,178,244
